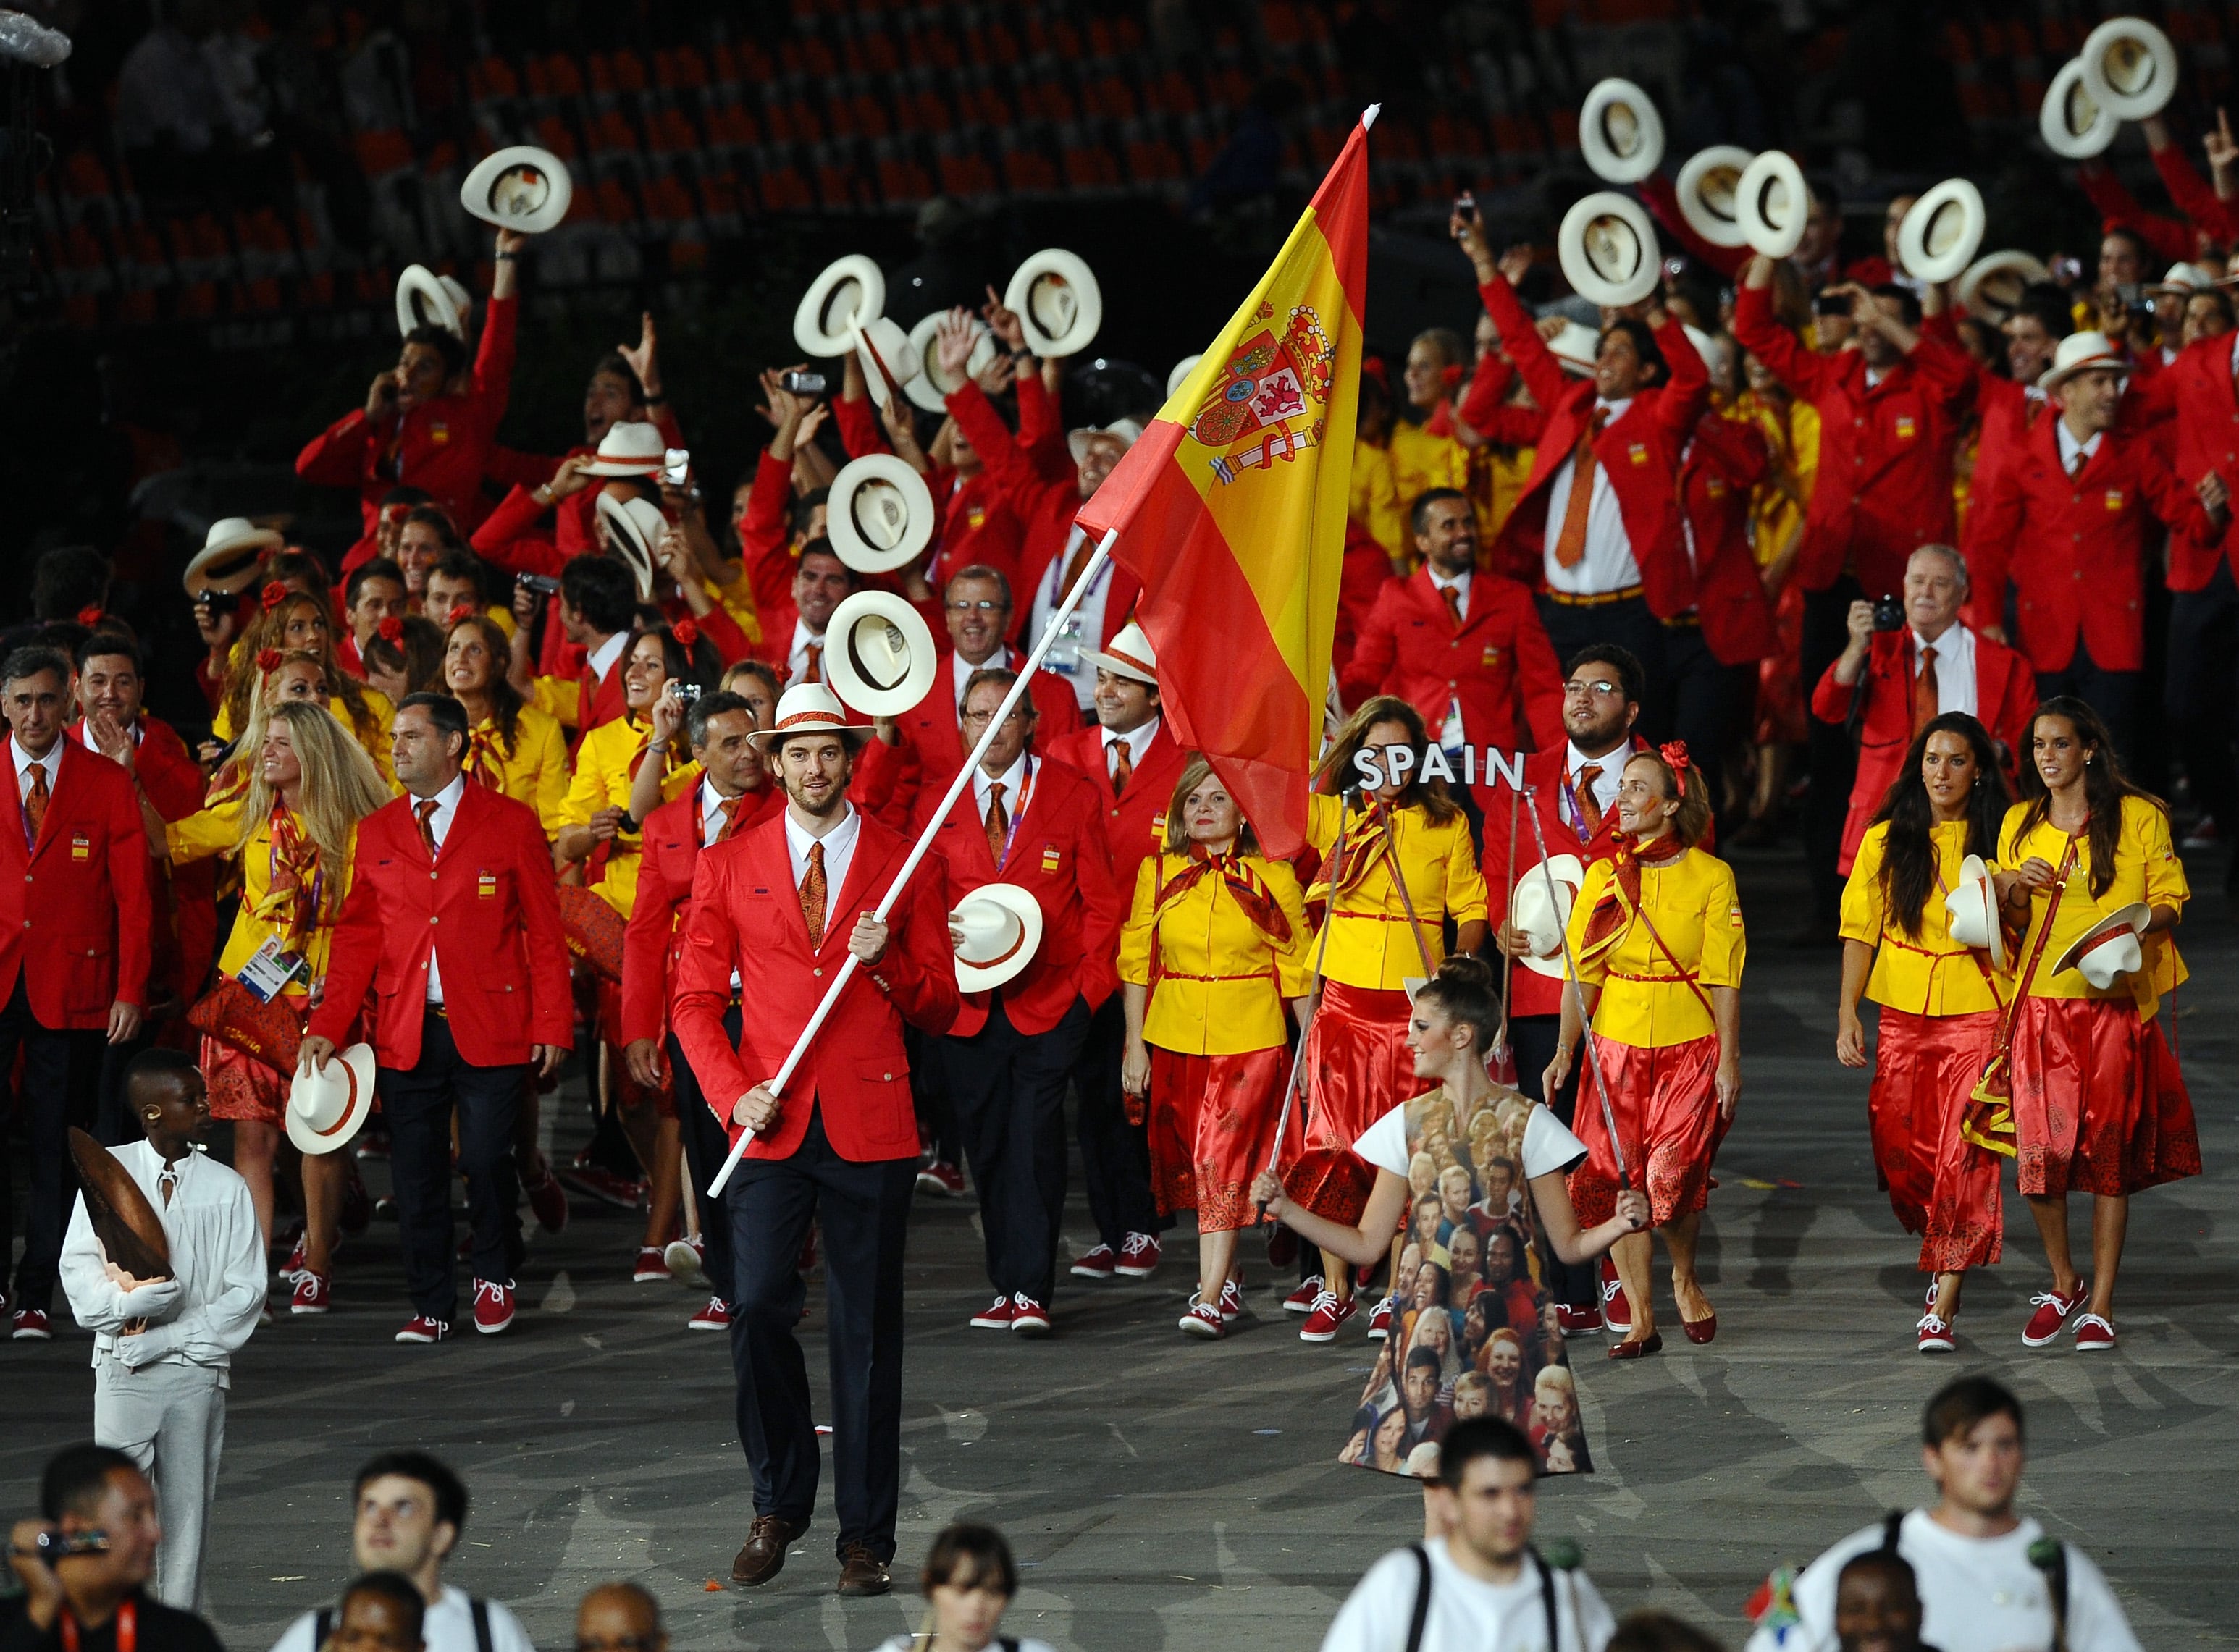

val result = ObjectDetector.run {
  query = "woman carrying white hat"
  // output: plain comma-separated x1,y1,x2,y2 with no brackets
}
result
1833,712,2015,1354
1988,697,2197,1354
1117,757,1315,1340
156,701,391,1312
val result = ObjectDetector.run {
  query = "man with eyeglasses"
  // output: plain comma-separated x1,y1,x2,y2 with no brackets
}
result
267,1451,532,1652
1476,644,1650,1337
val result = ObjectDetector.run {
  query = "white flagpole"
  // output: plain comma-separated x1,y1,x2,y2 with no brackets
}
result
706,529,1120,1196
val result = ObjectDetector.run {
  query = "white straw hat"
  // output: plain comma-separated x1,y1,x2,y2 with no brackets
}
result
827,454,936,575
581,420,667,476
1897,180,1986,285
2052,903,2151,990
1941,854,2007,971
1084,619,1157,686
1513,856,1585,980
395,264,465,338
2041,59,2118,160
852,316,922,410
1735,151,1807,260
820,590,940,717
2078,17,2178,121
1558,192,1660,308
1578,79,1665,185
1004,249,1102,357
183,518,282,597
595,492,664,600
461,146,574,233
794,255,886,358
751,682,870,752
287,1043,377,1156
953,882,1044,992
1675,146,1755,249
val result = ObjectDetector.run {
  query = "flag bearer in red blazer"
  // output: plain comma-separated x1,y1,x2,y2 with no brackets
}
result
671,683,959,1599
620,691,782,1334
911,669,1120,1336
0,645,152,1341
303,695,572,1345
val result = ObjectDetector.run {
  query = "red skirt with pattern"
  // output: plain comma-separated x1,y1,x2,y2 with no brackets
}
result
1148,1045,1302,1231
2011,997,2199,1198
1869,1007,2004,1272
1304,982,1416,1154
203,1033,289,1125
1567,1034,1728,1228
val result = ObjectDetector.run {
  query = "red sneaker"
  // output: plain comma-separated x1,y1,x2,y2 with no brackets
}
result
291,1270,332,1315
687,1297,732,1332
1009,1295,1051,1336
524,1163,570,1234
560,1163,644,1210
12,1308,53,1341
1217,1278,1245,1323
631,1246,669,1284
2072,1312,2116,1351
472,1278,516,1335
2022,1283,2087,1348
1284,1274,1326,1315
1365,1294,1394,1341
915,1160,966,1197
969,1294,1015,1329
280,1234,308,1284
1298,1290,1355,1343
1178,1297,1224,1339
1916,1313,1955,1354
1115,1233,1161,1277
664,1238,707,1285
1070,1244,1117,1280
1557,1302,1605,1336
395,1315,450,1344
1600,1257,1632,1336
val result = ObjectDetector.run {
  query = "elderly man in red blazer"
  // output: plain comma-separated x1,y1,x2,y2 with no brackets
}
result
1810,546,2038,875
1041,622,1183,1279
910,667,1118,1337
0,644,151,1340
1342,488,1566,754
304,694,571,1345
671,683,958,1599
1966,332,2227,761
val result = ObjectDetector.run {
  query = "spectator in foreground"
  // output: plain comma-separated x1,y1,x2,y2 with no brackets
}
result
318,1575,424,1652
875,1523,1056,1652
574,1583,663,1652
1318,1417,1615,1651
267,1452,532,1652
1608,1614,1724,1652
2,1444,222,1652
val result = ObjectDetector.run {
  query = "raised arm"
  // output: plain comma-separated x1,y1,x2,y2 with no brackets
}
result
1731,257,1831,403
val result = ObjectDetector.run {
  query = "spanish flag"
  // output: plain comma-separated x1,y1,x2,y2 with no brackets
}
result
1075,109,1372,858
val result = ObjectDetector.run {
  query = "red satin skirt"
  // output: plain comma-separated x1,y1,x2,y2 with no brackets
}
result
596,977,674,1118
1148,1045,1302,1231
203,1034,288,1125
1869,1008,2003,1272
1568,1034,1727,1227
1305,982,1416,1153
2011,998,2200,1198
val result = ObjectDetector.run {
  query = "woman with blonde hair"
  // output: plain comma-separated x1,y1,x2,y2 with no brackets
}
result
163,701,390,1310
1119,757,1314,1339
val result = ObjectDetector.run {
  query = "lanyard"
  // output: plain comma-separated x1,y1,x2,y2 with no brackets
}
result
61,1601,135,1652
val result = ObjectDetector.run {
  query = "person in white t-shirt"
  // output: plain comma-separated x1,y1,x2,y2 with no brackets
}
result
1318,1416,1616,1652
875,1522,1058,1652
1743,1376,2142,1652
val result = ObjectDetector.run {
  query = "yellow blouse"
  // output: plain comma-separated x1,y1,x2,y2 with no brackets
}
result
1306,794,1489,993
1474,442,1537,545
1388,419,1469,527
559,716,701,917
465,704,571,839
1348,439,1403,562
167,804,357,987
1999,798,2188,1019
1732,394,1818,568
1564,847,1744,1048
212,689,398,788
1118,852,1314,1055
1839,820,2007,1016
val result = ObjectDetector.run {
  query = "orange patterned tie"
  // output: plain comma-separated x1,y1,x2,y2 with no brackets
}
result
799,840,827,948
802,640,823,684
1551,408,1608,569
983,781,1009,867
1912,646,1938,736
1575,764,1603,840
1440,583,1463,625
416,797,441,857
716,796,741,840
1109,740,1132,799
22,762,47,851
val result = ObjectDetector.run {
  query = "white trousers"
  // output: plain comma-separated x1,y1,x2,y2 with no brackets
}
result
93,1354,227,1610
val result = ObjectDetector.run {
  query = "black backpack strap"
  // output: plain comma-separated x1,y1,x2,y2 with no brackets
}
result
1532,1548,1559,1652
2045,1542,2070,1648
1880,1509,1907,1553
1403,1543,1432,1652
471,1598,493,1652
314,1609,334,1649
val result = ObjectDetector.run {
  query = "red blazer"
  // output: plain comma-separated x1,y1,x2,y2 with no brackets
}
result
2122,330,2239,591
310,782,572,1068
1681,414,1780,665
1042,720,1190,901
852,652,1082,829
295,294,517,540
70,717,213,1006
673,811,959,1160
907,754,1120,1040
1955,372,2046,630
1733,283,1975,599
1809,629,2037,873
1479,275,1710,618
0,742,152,1029
1340,568,1565,750
621,783,785,1045
1965,416,2213,674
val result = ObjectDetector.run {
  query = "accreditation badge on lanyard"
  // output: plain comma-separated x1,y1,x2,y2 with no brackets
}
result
1041,555,1108,684
236,934,308,1003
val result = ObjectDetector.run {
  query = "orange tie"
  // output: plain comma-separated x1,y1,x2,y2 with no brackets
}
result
799,840,827,948
1109,740,1133,798
416,797,441,857
1440,582,1464,626
1551,408,1608,570
1575,764,1602,840
983,780,1010,867
22,763,47,851
716,796,742,841
1057,534,1097,602
802,640,823,684
1912,645,1939,736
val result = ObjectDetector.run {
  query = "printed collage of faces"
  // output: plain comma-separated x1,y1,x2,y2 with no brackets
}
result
1338,1085,1588,1478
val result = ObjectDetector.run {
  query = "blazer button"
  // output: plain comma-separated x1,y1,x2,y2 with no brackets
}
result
813,966,823,977
883,1072,893,1081
430,915,440,924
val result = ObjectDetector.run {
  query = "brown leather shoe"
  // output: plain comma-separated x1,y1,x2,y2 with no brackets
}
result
730,1515,805,1585
836,1543,891,1596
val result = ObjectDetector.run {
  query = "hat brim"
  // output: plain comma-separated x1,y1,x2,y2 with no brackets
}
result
286,1045,378,1156
854,319,923,411
1515,856,1584,979
1950,856,2007,971
460,146,574,234
1736,151,1807,260
1578,78,1665,185
2041,59,2118,160
1956,250,2053,319
1673,146,1755,250
2079,18,2178,122
2042,353,2131,392
2051,901,2151,980
395,264,465,340
1558,191,1660,309
749,720,872,754
827,455,936,575
595,493,660,600
913,315,999,409
955,882,1044,992
820,590,940,717
1005,249,1103,358
794,255,886,358
1898,180,1986,285
581,444,667,476
183,529,284,598
1082,646,1156,686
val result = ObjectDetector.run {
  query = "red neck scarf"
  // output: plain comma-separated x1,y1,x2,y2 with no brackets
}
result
1154,845,1292,944
1575,830,1690,973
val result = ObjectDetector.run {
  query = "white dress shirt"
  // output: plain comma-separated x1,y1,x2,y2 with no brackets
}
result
584,628,629,684
1029,524,1114,709
951,645,1012,710
1541,397,1642,597
1563,741,1626,835
2055,418,2104,474
1427,565,1471,620
414,773,467,1003
788,616,828,688
1424,568,1474,747
1102,717,1160,784
1912,623,1978,720
12,735,62,817
784,801,860,911
972,753,1031,867
59,1141,265,1382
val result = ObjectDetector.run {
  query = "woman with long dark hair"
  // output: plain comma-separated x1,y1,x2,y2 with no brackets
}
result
1992,697,2197,1352
1295,696,1490,1342
445,612,569,838
1834,712,2012,1352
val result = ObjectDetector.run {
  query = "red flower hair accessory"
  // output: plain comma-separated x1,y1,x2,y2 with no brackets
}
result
1659,740,1692,796
1440,363,1464,390
256,647,284,675
672,618,700,649
77,604,104,627
261,581,287,611
1361,355,1389,388
378,615,405,644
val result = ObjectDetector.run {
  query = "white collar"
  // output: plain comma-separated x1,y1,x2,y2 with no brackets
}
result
585,630,629,681
1565,740,1627,777
784,798,857,857
1912,623,1967,655
952,646,1008,702
791,613,826,649
413,772,469,814
1595,395,1634,420
1427,565,1471,592
975,750,1029,801
11,736,62,778
2056,418,2104,464
1102,717,1159,764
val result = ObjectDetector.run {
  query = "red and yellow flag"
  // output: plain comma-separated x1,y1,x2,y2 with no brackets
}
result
1076,111,1371,857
